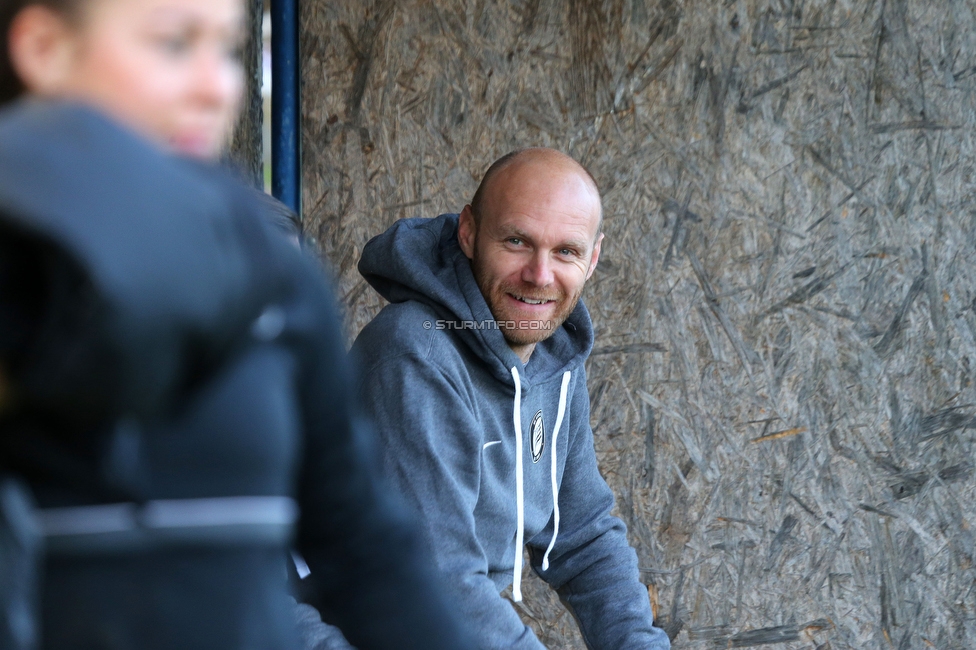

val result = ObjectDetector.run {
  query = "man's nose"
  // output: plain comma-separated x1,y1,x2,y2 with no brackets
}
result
521,253,554,287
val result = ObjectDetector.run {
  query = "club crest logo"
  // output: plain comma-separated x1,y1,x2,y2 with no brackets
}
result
530,410,545,463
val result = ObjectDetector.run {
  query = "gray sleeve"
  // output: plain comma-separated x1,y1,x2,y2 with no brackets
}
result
527,375,670,650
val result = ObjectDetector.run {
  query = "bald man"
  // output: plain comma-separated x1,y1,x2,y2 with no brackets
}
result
353,149,670,649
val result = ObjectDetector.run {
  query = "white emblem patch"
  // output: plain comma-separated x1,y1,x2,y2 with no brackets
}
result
530,410,545,463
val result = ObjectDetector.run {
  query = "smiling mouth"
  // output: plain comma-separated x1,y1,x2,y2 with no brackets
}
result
510,294,556,305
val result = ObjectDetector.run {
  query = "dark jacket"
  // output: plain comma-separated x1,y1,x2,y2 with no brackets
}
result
353,214,669,649
0,103,469,650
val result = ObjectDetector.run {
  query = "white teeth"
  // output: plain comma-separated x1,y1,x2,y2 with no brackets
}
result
515,295,546,305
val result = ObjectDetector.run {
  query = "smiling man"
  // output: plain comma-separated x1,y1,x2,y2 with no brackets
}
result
353,149,670,649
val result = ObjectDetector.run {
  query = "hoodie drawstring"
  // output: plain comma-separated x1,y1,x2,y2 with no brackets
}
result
510,367,525,601
510,368,573,600
541,370,571,571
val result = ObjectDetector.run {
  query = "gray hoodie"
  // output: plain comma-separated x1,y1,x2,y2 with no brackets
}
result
354,214,670,649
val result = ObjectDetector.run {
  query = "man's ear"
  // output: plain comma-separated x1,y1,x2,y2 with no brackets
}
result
457,205,477,260
8,5,76,97
584,232,603,281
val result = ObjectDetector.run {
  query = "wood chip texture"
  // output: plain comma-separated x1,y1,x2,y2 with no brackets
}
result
300,1,976,648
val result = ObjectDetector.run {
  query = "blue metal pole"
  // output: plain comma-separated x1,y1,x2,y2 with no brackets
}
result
271,0,300,215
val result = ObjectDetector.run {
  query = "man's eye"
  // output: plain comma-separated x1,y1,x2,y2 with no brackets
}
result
508,238,523,246
559,248,577,257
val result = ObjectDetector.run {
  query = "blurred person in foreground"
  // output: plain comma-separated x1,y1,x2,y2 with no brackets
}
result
252,184,360,650
353,148,671,649
0,0,471,648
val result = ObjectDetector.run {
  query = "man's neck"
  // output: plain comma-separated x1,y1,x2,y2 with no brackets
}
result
509,342,535,365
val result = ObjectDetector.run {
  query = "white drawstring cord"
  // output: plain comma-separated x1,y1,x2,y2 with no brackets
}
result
541,371,571,571
510,366,525,601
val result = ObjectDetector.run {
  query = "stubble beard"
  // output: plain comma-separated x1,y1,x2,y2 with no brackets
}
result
471,258,584,347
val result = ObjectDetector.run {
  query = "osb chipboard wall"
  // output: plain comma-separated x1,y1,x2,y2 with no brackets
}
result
300,1,976,647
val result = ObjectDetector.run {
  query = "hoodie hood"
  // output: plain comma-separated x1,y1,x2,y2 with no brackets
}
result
358,213,593,387
0,101,280,421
